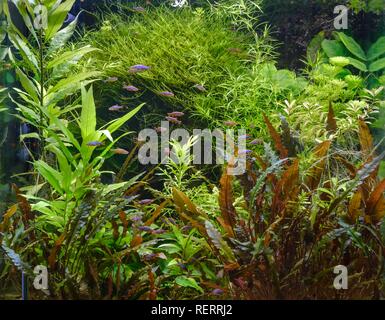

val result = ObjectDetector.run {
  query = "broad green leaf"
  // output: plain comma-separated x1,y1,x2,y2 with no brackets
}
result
369,57,385,72
329,56,350,67
367,36,385,61
321,39,347,58
337,32,366,61
45,0,76,41
347,57,368,72
175,276,204,293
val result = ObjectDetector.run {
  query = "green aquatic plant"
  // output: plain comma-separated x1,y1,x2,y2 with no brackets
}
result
3,0,99,164
158,136,202,193
170,114,385,299
321,32,385,87
0,84,143,298
76,2,305,137
349,0,385,13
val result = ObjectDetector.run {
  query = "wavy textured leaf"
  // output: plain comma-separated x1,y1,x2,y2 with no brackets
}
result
263,114,288,159
305,141,331,191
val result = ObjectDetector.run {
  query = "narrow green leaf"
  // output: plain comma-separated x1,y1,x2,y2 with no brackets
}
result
34,160,64,195
47,46,97,69
45,0,76,41
20,132,41,142
15,68,39,103
80,85,96,142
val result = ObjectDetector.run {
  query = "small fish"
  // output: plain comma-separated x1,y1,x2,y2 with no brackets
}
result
165,116,181,124
161,217,176,225
181,225,192,232
193,84,206,92
249,138,263,145
64,13,76,24
143,253,167,261
104,77,118,83
130,215,142,222
87,141,104,147
212,289,224,295
128,64,151,73
137,226,153,232
152,229,166,235
20,123,30,134
108,105,124,111
18,147,30,162
159,91,175,97
238,149,252,155
155,126,167,133
142,253,157,261
123,85,139,92
132,6,145,12
223,120,238,127
234,277,246,289
167,111,184,117
112,148,129,155
138,199,154,205
177,262,187,270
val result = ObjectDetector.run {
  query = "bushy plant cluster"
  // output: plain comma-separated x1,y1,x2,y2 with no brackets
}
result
0,0,384,300
76,1,306,137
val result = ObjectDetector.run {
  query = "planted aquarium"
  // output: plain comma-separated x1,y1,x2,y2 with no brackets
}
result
0,0,385,306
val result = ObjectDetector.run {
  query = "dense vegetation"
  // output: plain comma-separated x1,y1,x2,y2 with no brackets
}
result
1,0,385,300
